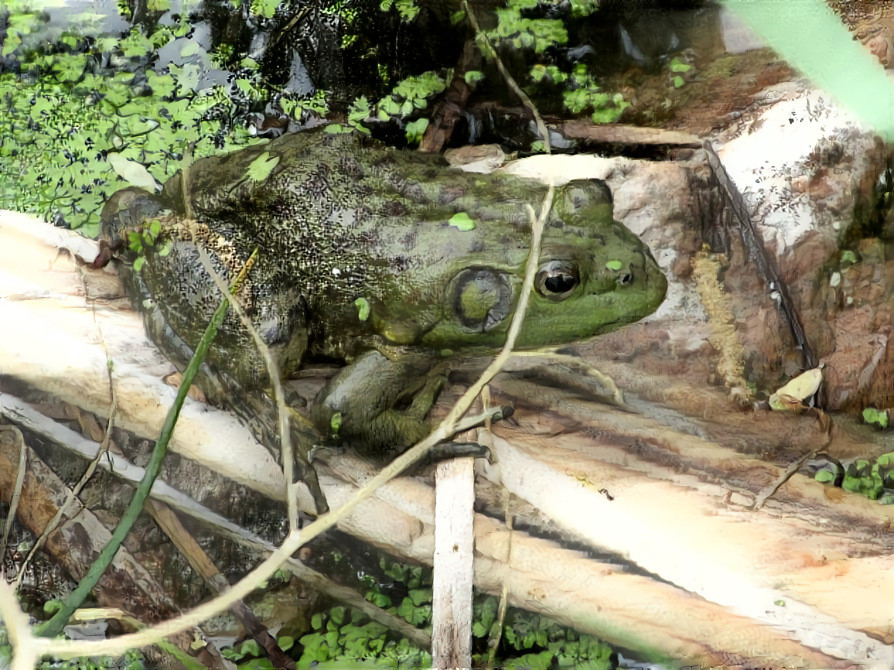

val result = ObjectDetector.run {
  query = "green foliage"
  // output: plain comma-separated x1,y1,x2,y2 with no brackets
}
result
815,451,894,504
669,57,693,89
474,597,615,669
862,407,889,429
486,0,568,55
1,0,623,233
375,72,448,122
0,0,314,234
380,0,420,22
404,118,429,145
250,0,280,19
296,605,431,668
34,649,146,670
326,96,373,135
529,61,627,128
283,556,614,669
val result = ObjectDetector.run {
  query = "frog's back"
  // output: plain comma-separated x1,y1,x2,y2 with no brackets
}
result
159,130,550,312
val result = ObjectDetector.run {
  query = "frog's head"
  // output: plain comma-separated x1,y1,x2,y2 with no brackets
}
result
418,179,667,351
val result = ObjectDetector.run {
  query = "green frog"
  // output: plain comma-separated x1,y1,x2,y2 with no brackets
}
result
100,129,667,511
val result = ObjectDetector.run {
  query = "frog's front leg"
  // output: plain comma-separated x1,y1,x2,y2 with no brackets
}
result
311,350,445,454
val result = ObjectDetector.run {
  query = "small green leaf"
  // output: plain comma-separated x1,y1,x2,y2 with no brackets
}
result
669,57,692,73
405,118,429,145
605,259,623,271
246,152,279,182
841,250,858,265
863,407,889,428
673,75,685,88
774,599,786,607
464,70,484,85
814,469,836,483
330,412,343,433
408,588,432,606
354,297,371,321
237,639,261,657
449,212,476,231
330,606,346,625
134,256,145,272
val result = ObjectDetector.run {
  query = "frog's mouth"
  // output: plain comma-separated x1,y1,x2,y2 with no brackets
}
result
450,268,513,333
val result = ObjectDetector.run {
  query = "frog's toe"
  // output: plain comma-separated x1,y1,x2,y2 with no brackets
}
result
426,441,492,463
405,373,446,421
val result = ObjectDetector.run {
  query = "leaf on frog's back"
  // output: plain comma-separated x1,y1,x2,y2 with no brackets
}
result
354,297,371,321
246,151,280,182
448,212,475,231
107,153,161,192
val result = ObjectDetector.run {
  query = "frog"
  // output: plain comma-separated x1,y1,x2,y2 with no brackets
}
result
99,129,667,513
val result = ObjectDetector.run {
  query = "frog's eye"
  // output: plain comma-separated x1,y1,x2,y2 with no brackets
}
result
536,261,579,301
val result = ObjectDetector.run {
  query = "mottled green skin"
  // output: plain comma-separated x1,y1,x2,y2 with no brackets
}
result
101,129,666,457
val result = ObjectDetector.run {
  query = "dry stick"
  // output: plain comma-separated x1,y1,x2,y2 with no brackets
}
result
145,499,293,670
0,426,27,563
702,140,818,370
33,175,558,660
485,487,513,668
14,310,119,591
1,390,430,649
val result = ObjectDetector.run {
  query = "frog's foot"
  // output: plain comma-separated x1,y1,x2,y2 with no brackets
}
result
312,350,445,453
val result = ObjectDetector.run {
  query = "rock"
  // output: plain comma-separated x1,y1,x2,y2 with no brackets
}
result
711,81,892,411
864,33,892,67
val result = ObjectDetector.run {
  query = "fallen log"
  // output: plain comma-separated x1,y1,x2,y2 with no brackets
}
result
2,210,894,667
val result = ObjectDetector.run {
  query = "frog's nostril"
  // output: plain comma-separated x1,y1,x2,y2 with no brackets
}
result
618,271,633,286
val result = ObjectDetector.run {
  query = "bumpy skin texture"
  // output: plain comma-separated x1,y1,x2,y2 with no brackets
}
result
101,129,667,461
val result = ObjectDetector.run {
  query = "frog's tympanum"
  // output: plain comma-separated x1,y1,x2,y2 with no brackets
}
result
100,129,667,511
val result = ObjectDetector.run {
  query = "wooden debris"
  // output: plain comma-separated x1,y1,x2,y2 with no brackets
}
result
431,456,476,668
4,210,894,666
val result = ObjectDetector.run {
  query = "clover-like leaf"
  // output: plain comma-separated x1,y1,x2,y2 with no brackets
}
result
246,151,279,182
